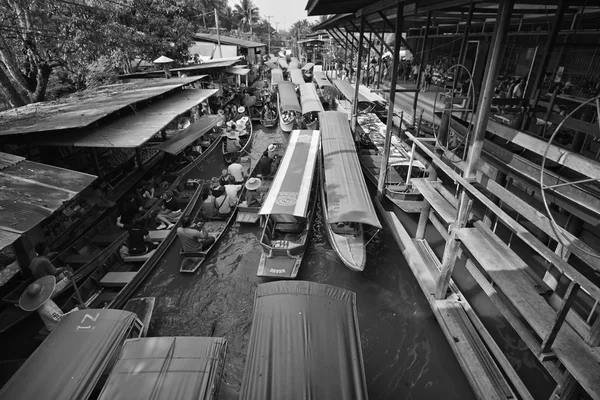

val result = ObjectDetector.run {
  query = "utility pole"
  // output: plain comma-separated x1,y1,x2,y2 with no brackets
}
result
214,9,222,58
265,15,273,55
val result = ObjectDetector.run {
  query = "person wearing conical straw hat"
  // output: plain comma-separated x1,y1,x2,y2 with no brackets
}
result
244,177,263,207
225,127,241,153
19,276,82,333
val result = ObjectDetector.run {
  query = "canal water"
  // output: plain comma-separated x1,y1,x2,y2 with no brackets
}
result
133,125,477,399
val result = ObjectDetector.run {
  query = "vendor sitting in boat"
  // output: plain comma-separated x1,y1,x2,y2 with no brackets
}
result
281,110,295,126
156,191,181,230
257,151,273,178
199,186,219,220
214,188,232,218
241,177,263,207
125,219,158,256
177,216,216,252
225,128,242,153
304,111,318,127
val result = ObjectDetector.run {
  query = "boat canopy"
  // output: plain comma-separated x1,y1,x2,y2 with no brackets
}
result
299,83,324,115
288,61,300,69
240,281,368,400
320,111,381,228
332,79,372,105
271,68,284,86
356,113,425,168
277,82,301,113
0,309,138,400
154,114,221,155
278,58,288,69
265,60,278,69
289,69,305,85
301,62,314,71
259,130,320,217
353,84,386,103
97,336,228,400
313,71,332,88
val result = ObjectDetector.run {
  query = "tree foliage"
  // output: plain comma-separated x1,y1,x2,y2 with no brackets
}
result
233,0,259,35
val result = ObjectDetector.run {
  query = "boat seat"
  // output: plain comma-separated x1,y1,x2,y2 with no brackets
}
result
122,249,156,263
271,240,301,250
91,232,123,246
99,272,137,288
275,223,303,233
332,224,356,235
62,253,94,266
148,230,169,242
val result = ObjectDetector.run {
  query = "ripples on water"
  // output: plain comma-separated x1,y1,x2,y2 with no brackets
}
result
135,125,476,399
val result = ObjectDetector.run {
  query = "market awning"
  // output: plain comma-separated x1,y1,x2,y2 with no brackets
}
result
259,130,320,217
320,112,381,227
271,69,284,86
0,153,97,249
240,281,368,400
301,62,314,71
289,69,305,85
313,71,333,88
332,79,372,105
277,82,301,113
29,89,219,148
299,83,324,114
0,310,137,400
154,115,221,155
226,67,250,76
97,336,228,400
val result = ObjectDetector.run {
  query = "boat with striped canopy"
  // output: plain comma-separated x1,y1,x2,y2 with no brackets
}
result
257,130,321,278
299,83,324,130
319,111,382,271
277,82,301,133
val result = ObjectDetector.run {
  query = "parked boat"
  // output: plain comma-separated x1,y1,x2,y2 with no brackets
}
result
319,111,382,271
179,156,252,273
332,79,377,117
356,113,427,213
299,83,324,130
240,281,368,400
277,82,301,133
0,308,153,400
313,71,336,109
350,83,390,123
289,69,305,86
257,130,321,278
271,68,284,91
277,58,288,70
97,336,227,400
236,143,286,224
222,116,254,164
301,63,314,82
288,57,300,69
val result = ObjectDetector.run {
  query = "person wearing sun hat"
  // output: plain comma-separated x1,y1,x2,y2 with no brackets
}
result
267,143,277,159
19,276,82,332
244,177,263,207
225,128,241,153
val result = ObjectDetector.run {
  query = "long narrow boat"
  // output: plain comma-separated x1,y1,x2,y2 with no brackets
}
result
257,130,320,278
222,117,254,164
236,143,286,224
97,336,227,400
288,57,300,69
350,83,390,123
301,62,314,82
179,156,252,273
313,71,336,109
0,309,152,400
356,112,426,213
270,68,284,91
240,281,368,400
277,58,288,70
277,82,301,133
299,83,324,130
332,79,375,116
319,111,382,271
289,69,305,86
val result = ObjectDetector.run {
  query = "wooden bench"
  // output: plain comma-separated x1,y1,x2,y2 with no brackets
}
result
411,178,457,225
122,249,156,263
91,232,124,246
62,253,95,266
148,230,169,242
99,272,137,288
275,223,303,233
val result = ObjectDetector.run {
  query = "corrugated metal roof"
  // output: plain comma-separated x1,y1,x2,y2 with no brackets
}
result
193,33,266,48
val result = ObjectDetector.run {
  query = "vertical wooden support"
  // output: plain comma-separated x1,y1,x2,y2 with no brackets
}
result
435,0,514,300
454,1,475,86
550,372,581,400
365,31,373,86
416,204,430,240
586,314,600,346
541,281,580,353
528,0,567,103
375,6,403,201
91,148,104,180
135,148,143,169
412,12,431,126
351,14,365,135
377,37,384,89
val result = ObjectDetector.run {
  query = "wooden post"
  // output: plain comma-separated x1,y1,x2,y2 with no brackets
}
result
550,371,581,400
435,0,514,300
377,37,384,89
541,281,580,353
91,148,104,180
454,1,475,88
350,14,365,136
135,148,143,169
375,5,403,200
406,141,416,185
586,314,600,346
412,12,431,127
365,31,372,87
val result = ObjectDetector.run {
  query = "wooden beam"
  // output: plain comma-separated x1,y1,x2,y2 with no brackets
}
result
541,281,580,353
364,19,394,55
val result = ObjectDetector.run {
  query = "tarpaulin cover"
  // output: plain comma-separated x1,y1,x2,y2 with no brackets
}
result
352,83,387,103
98,336,227,400
0,309,137,400
259,130,320,217
271,69,284,86
154,115,221,155
278,58,288,69
299,83,324,114
320,111,381,227
356,113,425,168
289,69,305,85
277,82,301,113
301,62,314,71
240,281,368,400
332,79,372,104
313,71,333,88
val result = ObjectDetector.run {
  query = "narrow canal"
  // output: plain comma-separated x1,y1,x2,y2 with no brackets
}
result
133,125,477,400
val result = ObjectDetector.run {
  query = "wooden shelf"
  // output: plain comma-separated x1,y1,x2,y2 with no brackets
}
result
411,178,457,224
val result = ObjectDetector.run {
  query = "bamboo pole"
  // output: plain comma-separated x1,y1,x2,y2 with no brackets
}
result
351,14,366,136
376,5,404,200
412,12,431,127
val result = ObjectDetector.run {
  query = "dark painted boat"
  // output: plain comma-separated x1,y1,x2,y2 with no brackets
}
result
222,117,254,164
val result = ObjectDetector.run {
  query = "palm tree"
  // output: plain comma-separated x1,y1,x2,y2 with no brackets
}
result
220,6,236,32
233,0,259,36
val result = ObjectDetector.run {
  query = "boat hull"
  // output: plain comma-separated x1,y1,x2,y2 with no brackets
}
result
278,93,295,133
223,119,254,163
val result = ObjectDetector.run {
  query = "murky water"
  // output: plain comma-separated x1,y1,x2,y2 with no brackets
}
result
133,125,476,400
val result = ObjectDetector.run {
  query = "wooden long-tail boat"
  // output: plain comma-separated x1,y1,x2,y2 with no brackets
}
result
299,83,324,130
277,82,301,133
222,117,254,164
